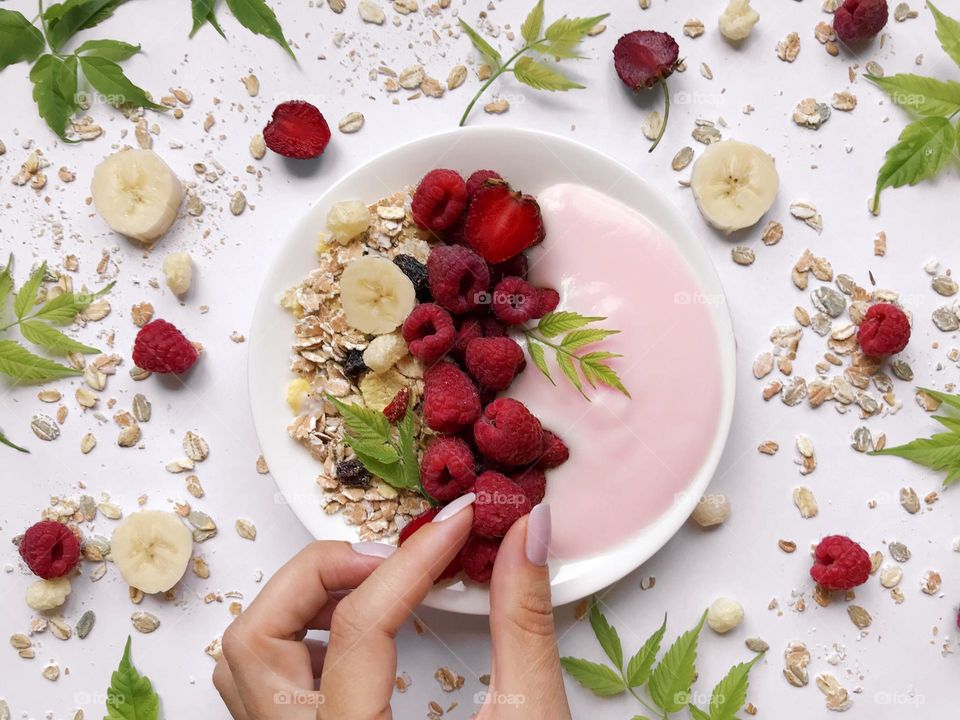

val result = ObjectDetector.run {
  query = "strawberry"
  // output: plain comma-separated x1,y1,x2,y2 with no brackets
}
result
464,180,545,263
263,101,331,159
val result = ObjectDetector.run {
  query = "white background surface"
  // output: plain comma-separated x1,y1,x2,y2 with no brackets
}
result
1,0,958,717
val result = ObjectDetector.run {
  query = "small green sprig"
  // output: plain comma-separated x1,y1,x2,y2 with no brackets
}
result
458,0,607,126
328,395,423,495
866,2,960,214
190,0,294,58
0,429,29,454
523,311,629,400
104,637,160,720
561,599,764,720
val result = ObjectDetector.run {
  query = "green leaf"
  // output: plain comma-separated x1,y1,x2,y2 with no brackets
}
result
871,431,960,485
0,429,30,453
104,636,159,720
536,14,608,58
687,705,712,720
581,354,631,398
78,55,165,111
0,9,46,70
30,55,79,139
14,262,47,320
329,396,392,442
397,409,420,490
45,0,129,52
345,436,400,465
866,73,960,117
75,39,142,61
933,415,960,433
224,0,295,58
191,0,226,38
918,387,960,412
559,657,626,697
871,117,955,214
32,282,114,325
20,320,99,355
0,254,13,317
347,442,403,482
514,56,584,91
708,653,764,720
588,598,623,670
520,0,545,43
929,1,960,68
526,337,554,384
0,340,81,382
537,311,604,338
561,328,619,351
648,610,707,714
458,18,502,68
556,351,585,397
625,615,667,688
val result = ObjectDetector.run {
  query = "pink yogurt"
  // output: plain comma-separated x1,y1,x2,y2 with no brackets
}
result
510,183,724,560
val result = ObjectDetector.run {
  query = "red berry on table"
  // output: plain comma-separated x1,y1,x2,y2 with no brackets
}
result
421,436,477,502
402,303,457,365
810,535,872,591
474,398,544,466
465,337,527,392
19,520,81,579
537,430,569,470
427,245,490,315
491,276,540,325
613,30,680,91
133,319,199,374
398,507,462,581
833,0,888,43
464,181,544,263
465,169,502,198
411,169,468,231
263,101,331,159
472,471,532,538
857,303,910,357
382,387,410,423
423,362,482,433
461,533,501,583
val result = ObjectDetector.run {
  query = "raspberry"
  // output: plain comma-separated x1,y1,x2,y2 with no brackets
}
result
421,436,477,502
474,398,544,466
19,520,80,579
489,253,529,284
342,348,368,384
537,430,569,469
481,318,506,337
534,288,560,318
464,181,545,263
336,458,371,488
263,101,331,159
833,0,888,43
466,169,502,198
465,337,526,391
511,467,547,505
461,534,501,583
472,471,532,538
383,387,410,423
424,362,482,433
427,245,490,315
411,169,468,231
810,535,872,591
491,276,540,325
133,319,199,374
858,303,910,357
451,316,485,361
393,254,431,303
613,31,680,91
402,303,457,365
399,507,462,581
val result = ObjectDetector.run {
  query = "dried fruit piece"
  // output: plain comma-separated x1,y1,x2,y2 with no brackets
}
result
263,101,331,159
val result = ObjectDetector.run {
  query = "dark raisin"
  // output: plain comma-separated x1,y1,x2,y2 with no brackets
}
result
393,254,431,302
336,458,371,488
342,348,367,384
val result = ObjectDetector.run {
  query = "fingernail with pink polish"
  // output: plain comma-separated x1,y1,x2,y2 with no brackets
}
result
352,542,396,558
432,493,476,523
525,503,551,567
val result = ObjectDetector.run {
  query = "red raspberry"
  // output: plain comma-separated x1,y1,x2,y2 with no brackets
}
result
133,319,199,374
465,337,526,392
858,303,910,357
511,467,547,505
424,362,481,433
481,317,506,337
412,169,468,231
464,181,545,263
491,276,540,325
474,398,544,466
472,471,532,538
613,31,680,91
263,101,331,159
421,436,477,502
399,507,462,581
810,535,872,591
382,387,410,423
833,0,888,43
537,430,569,469
466,169,502,198
402,303,457,365
489,253,529,284
427,245,490,315
534,288,560,318
461,533,501,583
19,520,80,579
451,316,485,361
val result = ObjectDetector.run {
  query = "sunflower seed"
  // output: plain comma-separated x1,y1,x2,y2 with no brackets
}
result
98,502,122,520
642,112,663,141
484,98,510,114
328,0,345,11
30,415,60,441
692,124,721,145
235,519,257,540
131,612,160,633
183,431,209,461
851,427,873,452
338,112,365,134
42,663,60,681
132,394,151,422
186,475,204,498
847,605,871,629
38,389,61,403
193,528,218,543
249,133,266,160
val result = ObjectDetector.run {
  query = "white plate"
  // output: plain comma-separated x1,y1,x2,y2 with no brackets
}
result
248,126,736,615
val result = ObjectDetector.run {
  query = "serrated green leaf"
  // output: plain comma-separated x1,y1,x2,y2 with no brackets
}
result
929,1,960,68
0,429,30,453
31,282,114,325
458,18,502,68
191,0,226,38
329,396,392,440
871,116,955,214
626,615,666,688
75,39,142,61
537,311,604,338
45,0,128,52
561,328,619,351
0,254,13,317
104,636,159,720
20,320,99,355
918,387,960,412
866,73,960,117
581,354,631,398
14,262,47,320
649,610,707,714
687,705,711,720
30,55,79,139
933,415,960,433
224,0,295,58
78,55,165,111
514,56,584,91
0,339,81,382
346,441,403,482
520,0,545,43
536,14,608,58
588,598,623,670
560,657,626,697
0,9,46,70
871,431,960,486
708,653,764,720
526,337,554,384
398,409,420,490
556,350,585,398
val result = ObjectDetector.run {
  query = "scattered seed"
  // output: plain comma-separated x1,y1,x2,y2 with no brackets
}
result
879,565,902,588
484,99,509,114
900,487,920,514
131,611,160,633
762,221,783,245
672,146,694,171
779,539,797,553
758,440,779,455
242,74,260,97
922,570,942,595
30,414,60,441
117,424,141,448
76,611,96,639
932,275,958,296
889,541,911,563
745,637,769,653
183,431,210,462
793,486,818,518
338,112,365,134
249,134,266,160
235,519,257,541
732,246,755,266
447,65,467,90
683,18,705,38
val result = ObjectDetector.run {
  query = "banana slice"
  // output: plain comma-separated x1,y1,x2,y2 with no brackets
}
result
110,510,193,594
690,140,779,234
91,149,183,245
339,256,416,335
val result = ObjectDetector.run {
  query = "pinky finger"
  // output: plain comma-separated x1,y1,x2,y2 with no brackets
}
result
213,659,252,720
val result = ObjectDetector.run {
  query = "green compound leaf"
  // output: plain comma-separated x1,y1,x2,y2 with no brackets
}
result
224,0,295,58
537,311,604,338
14,262,47,320
75,39,142,61
588,598,623,670
871,116,955,215
559,657,626,697
514,56,583,91
20,320,100,355
866,73,960,117
520,0,545,44
625,614,667,688
928,1,960,68
707,652,765,720
104,636,160,720
0,9,46,70
458,18,502,68
648,610,707,714
526,337,554,384
191,0,226,38
78,55,165,111
0,340,82,382
0,429,30,453
30,56,80,139
45,0,129,52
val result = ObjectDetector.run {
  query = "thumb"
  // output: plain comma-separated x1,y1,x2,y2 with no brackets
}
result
486,504,571,718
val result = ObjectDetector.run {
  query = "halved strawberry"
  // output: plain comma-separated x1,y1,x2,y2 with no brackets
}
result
464,180,544,263
263,101,331,159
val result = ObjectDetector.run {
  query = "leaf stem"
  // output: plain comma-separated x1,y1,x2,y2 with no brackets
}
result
648,78,670,153
627,684,664,718
459,42,536,127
